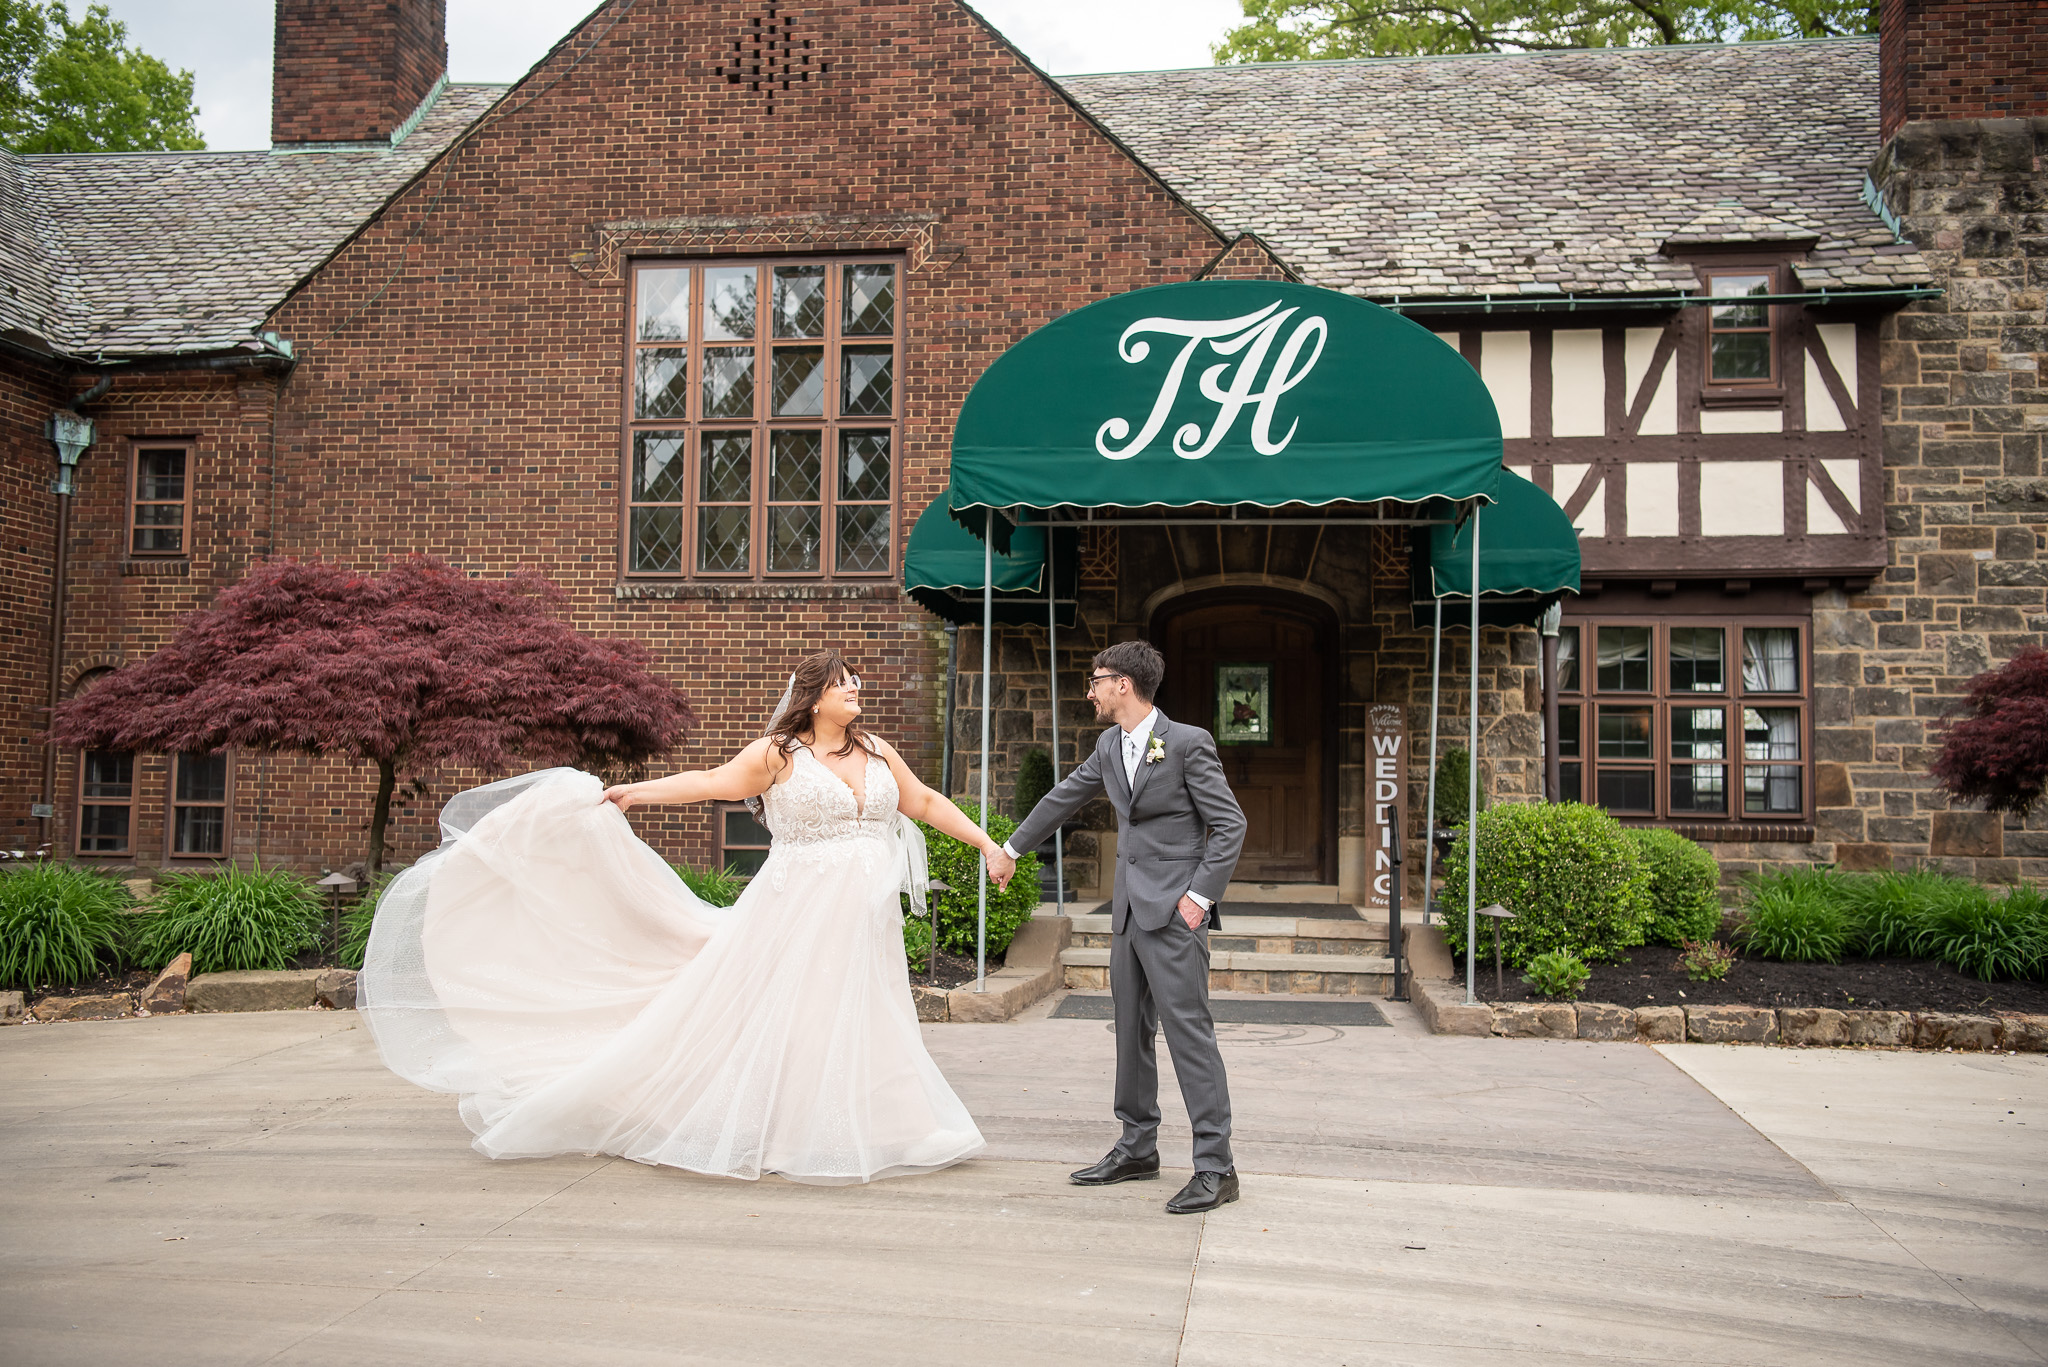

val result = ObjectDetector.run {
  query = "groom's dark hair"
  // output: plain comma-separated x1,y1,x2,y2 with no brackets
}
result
1093,640,1165,703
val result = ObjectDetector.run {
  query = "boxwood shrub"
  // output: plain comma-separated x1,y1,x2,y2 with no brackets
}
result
1440,802,1651,969
1628,827,1722,947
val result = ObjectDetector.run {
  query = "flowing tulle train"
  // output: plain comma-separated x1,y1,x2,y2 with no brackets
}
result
359,762,984,1184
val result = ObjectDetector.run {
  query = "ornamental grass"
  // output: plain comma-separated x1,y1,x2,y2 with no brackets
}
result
0,863,134,992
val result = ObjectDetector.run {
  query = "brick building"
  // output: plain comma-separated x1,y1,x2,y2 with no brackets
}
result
2,0,2042,895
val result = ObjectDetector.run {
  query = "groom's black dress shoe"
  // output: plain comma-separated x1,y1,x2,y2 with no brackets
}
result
1069,1151,1161,1185
1165,1169,1240,1214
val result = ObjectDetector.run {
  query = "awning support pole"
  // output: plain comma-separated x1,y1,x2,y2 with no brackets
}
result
1048,542,1064,908
1422,595,1443,924
977,509,993,993
1465,502,1481,1007
1539,601,1562,803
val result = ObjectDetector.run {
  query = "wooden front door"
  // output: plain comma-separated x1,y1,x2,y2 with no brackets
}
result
1157,598,1328,882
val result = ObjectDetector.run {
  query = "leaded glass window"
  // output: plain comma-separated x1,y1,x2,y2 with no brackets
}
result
626,258,899,578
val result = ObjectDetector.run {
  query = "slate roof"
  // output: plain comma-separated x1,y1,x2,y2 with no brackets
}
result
1064,38,1931,300
0,83,501,360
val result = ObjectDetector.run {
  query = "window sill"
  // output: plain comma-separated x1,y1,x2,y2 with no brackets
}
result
1700,389,1784,410
121,557,190,577
1660,822,1815,844
614,580,899,602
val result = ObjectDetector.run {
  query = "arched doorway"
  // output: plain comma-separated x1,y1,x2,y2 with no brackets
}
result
1153,589,1336,884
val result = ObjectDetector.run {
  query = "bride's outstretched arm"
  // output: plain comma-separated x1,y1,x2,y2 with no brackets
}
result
601,737,783,812
873,739,1014,889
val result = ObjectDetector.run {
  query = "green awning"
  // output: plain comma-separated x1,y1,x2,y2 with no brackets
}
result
1411,468,1581,627
902,499,1078,627
948,280,1502,549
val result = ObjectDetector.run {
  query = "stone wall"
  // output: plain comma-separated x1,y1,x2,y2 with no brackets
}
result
1846,116,2048,881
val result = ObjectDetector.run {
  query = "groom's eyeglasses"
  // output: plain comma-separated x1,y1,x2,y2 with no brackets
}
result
1083,672,1124,692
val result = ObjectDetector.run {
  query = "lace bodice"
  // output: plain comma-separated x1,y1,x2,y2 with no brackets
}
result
762,745,899,849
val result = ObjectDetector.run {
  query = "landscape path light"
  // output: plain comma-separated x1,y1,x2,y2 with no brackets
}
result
1475,902,1515,1000
318,871,358,960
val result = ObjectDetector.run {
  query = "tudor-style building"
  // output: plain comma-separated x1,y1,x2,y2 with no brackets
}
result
2,0,2042,896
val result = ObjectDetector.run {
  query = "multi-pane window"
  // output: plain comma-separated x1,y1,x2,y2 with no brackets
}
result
77,752,134,855
169,751,229,857
719,805,773,877
1554,619,1808,821
1704,271,1776,387
625,258,900,578
129,442,190,556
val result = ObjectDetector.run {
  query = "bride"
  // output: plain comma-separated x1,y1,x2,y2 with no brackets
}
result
359,649,1019,1185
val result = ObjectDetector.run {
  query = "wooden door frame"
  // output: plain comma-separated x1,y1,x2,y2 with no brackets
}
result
1149,586,1341,886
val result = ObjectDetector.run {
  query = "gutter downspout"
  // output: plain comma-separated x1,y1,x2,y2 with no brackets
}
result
1539,601,1563,804
42,374,113,850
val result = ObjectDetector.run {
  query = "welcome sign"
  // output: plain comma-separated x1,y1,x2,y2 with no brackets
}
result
1365,704,1408,913
946,280,1504,548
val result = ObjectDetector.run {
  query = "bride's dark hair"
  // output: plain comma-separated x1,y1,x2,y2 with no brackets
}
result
767,649,877,760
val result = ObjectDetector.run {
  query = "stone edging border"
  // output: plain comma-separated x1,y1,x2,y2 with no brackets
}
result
1413,977,2048,1052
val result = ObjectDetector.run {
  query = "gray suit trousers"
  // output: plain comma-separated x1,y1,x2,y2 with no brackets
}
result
1112,916,1234,1173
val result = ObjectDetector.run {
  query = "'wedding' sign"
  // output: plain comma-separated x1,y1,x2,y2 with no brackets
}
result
1365,704,1408,913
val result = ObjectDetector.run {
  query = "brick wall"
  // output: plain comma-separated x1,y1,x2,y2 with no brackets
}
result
1,358,63,851
272,0,448,145
1880,0,2048,140
34,0,1236,875
1841,116,2048,881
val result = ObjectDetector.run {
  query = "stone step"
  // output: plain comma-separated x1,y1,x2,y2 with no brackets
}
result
1066,912,1384,939
1072,929,1387,956
1225,883,1344,903
1060,947,1393,996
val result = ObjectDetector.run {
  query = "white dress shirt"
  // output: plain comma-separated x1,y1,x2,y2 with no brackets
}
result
1003,705,1210,911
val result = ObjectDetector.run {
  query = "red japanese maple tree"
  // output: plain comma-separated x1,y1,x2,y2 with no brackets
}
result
1931,645,2048,819
50,557,694,871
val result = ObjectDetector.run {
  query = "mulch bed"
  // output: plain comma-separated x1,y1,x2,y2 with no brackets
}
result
1464,942,2048,1015
914,946,1007,992
22,967,156,1008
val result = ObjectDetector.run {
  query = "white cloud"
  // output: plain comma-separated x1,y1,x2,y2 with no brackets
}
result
95,0,1242,151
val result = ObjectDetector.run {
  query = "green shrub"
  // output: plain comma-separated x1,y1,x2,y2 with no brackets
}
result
1735,868,1852,963
1834,870,1935,958
1432,747,1484,831
1629,827,1722,946
338,870,400,972
134,861,323,974
674,862,744,908
1917,886,2047,981
1521,950,1590,999
0,863,135,991
1014,749,1055,826
1678,938,1736,982
919,803,1040,958
1440,802,1651,969
903,911,936,971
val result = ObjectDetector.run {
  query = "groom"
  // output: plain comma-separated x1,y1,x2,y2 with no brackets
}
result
995,639,1247,1214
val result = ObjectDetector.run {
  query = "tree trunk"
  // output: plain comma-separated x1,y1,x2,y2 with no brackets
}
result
368,758,397,874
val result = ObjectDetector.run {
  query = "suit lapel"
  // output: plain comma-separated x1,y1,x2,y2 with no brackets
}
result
1129,711,1169,808
1103,725,1132,809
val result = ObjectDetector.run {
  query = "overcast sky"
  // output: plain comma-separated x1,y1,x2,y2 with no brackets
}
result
96,0,1246,152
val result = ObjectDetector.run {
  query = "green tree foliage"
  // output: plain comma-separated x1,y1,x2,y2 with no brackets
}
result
1214,0,1876,62
0,1,203,153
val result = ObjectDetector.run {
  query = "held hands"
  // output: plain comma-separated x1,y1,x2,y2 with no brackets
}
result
1177,894,1206,930
984,846,1016,891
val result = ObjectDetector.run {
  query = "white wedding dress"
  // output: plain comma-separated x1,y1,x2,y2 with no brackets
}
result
358,752,985,1184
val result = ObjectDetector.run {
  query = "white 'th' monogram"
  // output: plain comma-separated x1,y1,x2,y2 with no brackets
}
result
1094,302,1328,461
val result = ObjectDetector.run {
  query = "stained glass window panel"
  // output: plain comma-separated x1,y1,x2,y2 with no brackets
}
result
700,432,752,503
839,430,890,501
842,264,895,335
630,507,683,573
636,349,690,419
633,432,688,502
842,347,893,416
770,431,821,502
636,268,690,341
698,506,750,574
836,505,890,573
772,266,825,338
702,347,755,419
768,505,821,572
703,267,756,340
772,347,824,416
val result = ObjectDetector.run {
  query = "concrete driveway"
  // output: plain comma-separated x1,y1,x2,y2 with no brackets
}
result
1,997,2042,1366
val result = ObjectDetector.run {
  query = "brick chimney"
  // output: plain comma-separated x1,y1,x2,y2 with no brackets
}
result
1879,0,2048,141
272,0,449,147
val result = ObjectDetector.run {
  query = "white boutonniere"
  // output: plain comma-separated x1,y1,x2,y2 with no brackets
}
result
1145,735,1166,765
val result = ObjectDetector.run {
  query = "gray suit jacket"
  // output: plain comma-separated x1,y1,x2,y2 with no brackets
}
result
1009,711,1247,935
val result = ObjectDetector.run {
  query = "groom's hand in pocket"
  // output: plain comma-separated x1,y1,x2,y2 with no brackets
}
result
985,847,1016,890
1177,895,1206,930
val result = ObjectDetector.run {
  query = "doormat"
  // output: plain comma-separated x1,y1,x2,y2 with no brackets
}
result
1224,902,1367,921
1051,994,1389,1026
